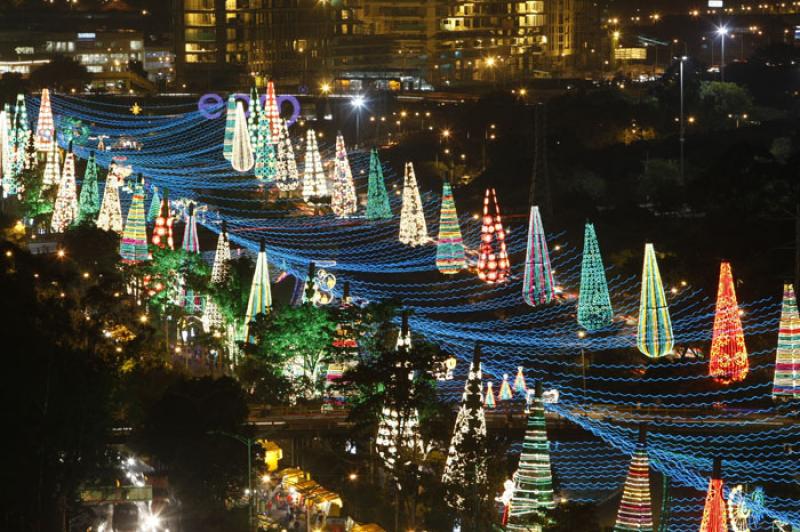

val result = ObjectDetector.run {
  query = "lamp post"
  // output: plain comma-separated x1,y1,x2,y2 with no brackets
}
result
679,55,686,181
717,25,728,82
210,431,255,531
350,94,365,147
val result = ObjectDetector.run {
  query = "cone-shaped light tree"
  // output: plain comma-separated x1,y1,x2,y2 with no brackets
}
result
398,162,428,246
514,366,527,396
522,205,556,306
42,140,60,189
330,132,357,217
499,373,513,401
613,425,653,532
0,110,14,196
254,111,276,181
699,458,728,532
442,344,488,511
247,86,261,149
274,119,299,192
78,151,100,222
637,244,673,358
96,164,123,233
507,383,556,528
204,222,232,330
375,313,424,472
708,261,749,384
773,283,800,399
147,186,161,223
365,147,392,220
244,239,272,342
120,177,149,263
50,148,78,232
231,101,254,172
264,81,281,141
435,180,466,274
578,222,614,330
151,188,174,249
477,188,510,284
484,381,496,409
223,94,236,161
180,203,201,311
302,129,327,202
35,88,55,151
13,93,30,164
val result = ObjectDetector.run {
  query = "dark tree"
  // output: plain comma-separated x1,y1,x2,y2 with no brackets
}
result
29,55,90,92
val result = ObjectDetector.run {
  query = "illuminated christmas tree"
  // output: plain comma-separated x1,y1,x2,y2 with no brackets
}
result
365,148,392,220
477,188,510,284
42,140,60,189
636,244,673,358
204,222,232,331
699,458,728,532
485,381,496,409
274,119,299,192
708,261,749,384
773,283,800,399
578,222,614,331
50,149,78,232
522,205,555,306
330,132,357,217
253,112,276,181
151,188,174,249
435,180,466,274
13,93,30,155
244,239,272,342
147,186,161,223
442,344,488,510
120,178,149,263
247,86,261,149
613,425,653,532
302,129,327,202
507,383,555,528
375,315,424,473
231,101,254,172
35,88,54,151
223,94,236,161
96,165,123,233
0,110,13,196
263,81,281,141
398,162,428,246
77,151,100,222
210,221,232,284
180,203,201,311
514,366,527,396
499,373,513,401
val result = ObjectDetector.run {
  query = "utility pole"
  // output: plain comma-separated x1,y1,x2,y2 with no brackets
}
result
679,56,686,182
529,103,551,219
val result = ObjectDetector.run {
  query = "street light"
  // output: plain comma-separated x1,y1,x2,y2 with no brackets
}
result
679,55,687,181
351,95,365,147
717,25,729,81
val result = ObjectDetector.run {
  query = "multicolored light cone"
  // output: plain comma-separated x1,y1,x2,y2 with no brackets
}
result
151,188,174,249
120,179,149,264
773,283,800,399
78,152,100,222
636,243,673,358
613,426,653,532
223,94,236,161
507,383,555,528
244,239,272,342
50,150,78,232
708,261,748,384
699,458,728,532
96,164,123,233
302,129,327,202
435,180,466,274
231,101,254,172
499,373,513,400
35,88,54,151
264,81,281,141
274,120,299,192
476,188,509,284
484,381,496,409
514,366,527,396
522,205,556,306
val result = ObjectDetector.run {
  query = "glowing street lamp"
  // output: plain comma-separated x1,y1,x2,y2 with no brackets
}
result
717,25,729,81
351,95,365,146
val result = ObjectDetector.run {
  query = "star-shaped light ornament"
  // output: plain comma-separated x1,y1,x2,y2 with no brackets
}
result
130,103,142,115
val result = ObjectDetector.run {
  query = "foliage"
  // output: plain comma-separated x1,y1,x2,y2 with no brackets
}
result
29,55,90,92
132,375,250,530
698,82,753,128
638,159,683,212
18,165,54,221
137,247,210,314
539,502,601,532
208,255,253,326
239,303,336,398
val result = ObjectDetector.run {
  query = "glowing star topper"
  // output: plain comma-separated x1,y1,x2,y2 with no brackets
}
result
130,102,142,115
